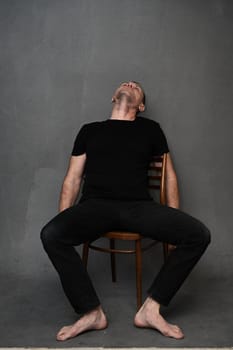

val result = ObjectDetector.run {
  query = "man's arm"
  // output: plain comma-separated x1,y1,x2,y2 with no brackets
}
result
59,154,86,212
165,153,180,209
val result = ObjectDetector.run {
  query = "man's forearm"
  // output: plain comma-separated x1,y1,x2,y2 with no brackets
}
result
59,179,81,212
166,177,180,209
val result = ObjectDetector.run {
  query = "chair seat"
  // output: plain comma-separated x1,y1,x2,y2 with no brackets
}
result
88,232,159,254
103,231,141,240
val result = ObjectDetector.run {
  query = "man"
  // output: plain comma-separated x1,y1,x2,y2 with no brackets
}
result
41,81,210,341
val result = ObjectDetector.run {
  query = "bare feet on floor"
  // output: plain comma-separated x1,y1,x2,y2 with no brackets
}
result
134,297,184,339
56,306,108,341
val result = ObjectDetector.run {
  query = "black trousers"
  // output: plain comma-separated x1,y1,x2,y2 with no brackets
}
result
40,198,211,314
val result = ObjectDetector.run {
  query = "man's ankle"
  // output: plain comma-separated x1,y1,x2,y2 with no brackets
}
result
144,297,160,312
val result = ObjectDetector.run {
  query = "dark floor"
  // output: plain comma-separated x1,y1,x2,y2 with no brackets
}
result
0,249,232,348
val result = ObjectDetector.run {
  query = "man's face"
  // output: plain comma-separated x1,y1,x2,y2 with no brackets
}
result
113,81,145,111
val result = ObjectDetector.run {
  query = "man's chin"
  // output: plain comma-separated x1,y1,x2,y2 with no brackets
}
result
116,91,133,104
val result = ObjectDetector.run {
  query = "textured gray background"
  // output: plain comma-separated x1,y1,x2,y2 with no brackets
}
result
0,0,233,290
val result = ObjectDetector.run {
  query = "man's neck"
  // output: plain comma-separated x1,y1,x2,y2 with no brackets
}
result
110,98,137,121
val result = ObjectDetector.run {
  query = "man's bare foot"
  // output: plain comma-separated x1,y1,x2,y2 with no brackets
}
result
56,306,108,341
134,297,184,339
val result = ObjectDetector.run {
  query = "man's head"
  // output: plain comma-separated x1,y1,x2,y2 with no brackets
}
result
112,81,145,113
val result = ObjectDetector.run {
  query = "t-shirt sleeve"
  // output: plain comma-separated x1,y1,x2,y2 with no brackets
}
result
71,124,88,156
152,123,169,156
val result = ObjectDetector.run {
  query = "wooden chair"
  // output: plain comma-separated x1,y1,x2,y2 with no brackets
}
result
82,153,168,310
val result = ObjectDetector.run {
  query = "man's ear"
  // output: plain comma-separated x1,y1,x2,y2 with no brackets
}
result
111,96,116,103
138,103,145,112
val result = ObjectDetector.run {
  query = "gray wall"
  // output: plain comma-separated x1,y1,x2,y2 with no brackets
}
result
1,0,233,278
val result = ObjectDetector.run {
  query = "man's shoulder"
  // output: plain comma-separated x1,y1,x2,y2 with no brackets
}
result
83,120,104,127
137,115,160,127
79,120,106,132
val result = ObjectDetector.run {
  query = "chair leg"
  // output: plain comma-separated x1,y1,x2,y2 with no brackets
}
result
135,239,142,310
110,238,116,282
82,242,89,267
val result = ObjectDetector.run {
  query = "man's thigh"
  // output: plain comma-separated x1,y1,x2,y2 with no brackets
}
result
119,200,206,245
41,198,117,246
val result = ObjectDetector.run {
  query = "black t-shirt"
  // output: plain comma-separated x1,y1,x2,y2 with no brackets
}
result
71,116,169,201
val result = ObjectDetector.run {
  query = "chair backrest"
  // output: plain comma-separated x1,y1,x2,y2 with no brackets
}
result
148,153,167,205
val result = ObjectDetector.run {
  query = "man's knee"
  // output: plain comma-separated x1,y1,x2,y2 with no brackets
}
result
40,221,58,249
196,222,211,248
184,216,211,249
